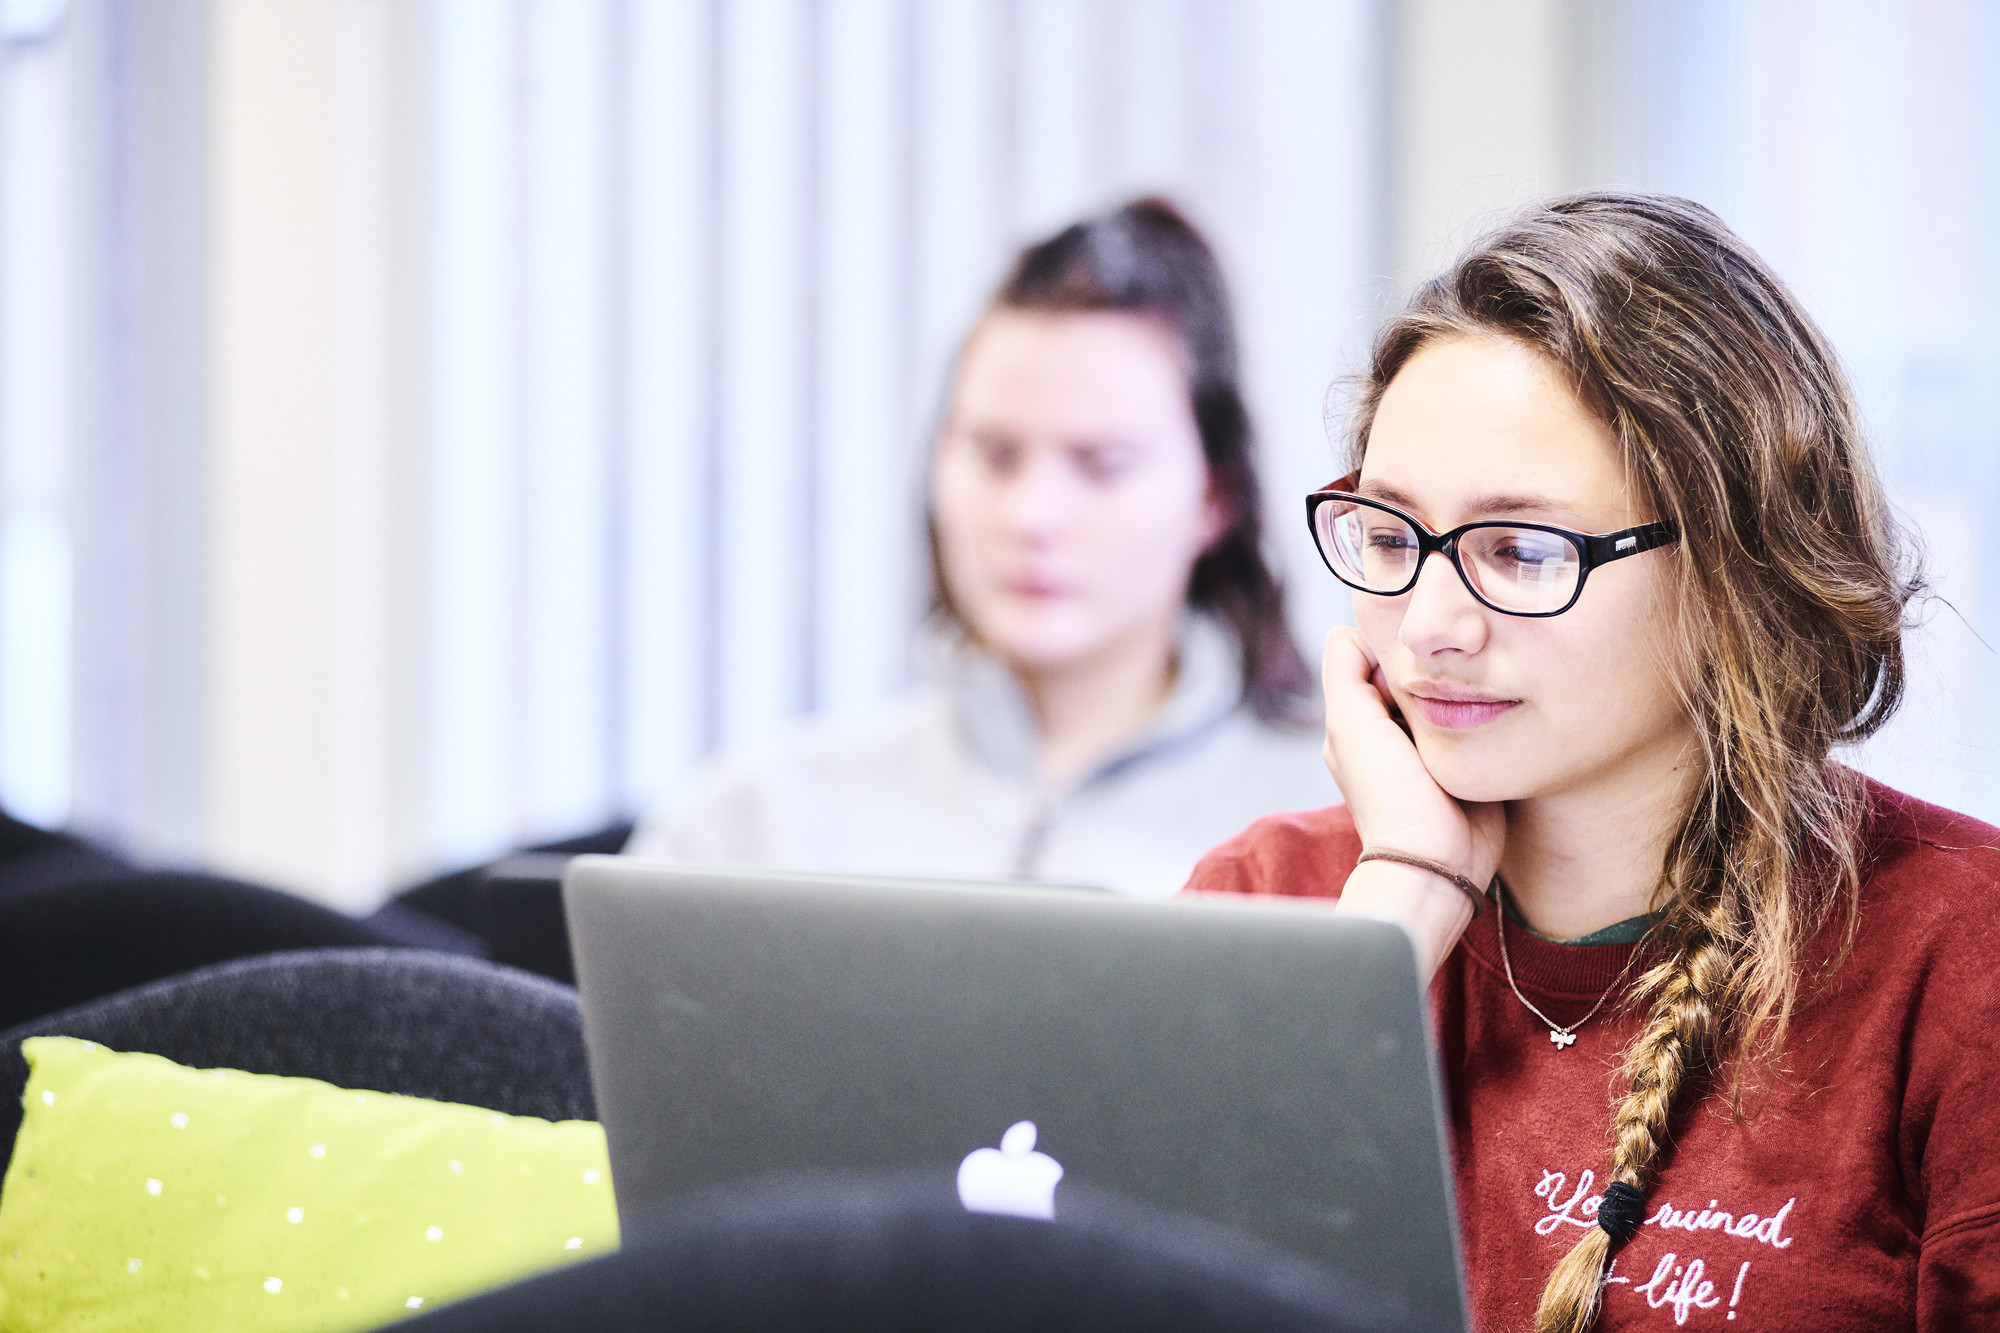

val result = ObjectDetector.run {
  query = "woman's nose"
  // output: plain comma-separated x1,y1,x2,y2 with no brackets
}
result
995,455,1074,536
1397,550,1490,658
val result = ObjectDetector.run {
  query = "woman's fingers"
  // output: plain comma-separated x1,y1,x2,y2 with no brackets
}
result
1321,628,1398,732
1320,627,1402,788
1321,625,1378,695
1319,628,1447,826
1368,662,1410,737
1321,629,1411,747
1368,662,1392,707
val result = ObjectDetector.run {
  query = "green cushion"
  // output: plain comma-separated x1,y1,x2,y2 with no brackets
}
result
0,1036,618,1332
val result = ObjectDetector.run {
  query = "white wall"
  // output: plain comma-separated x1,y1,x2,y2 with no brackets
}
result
204,0,417,907
0,0,74,832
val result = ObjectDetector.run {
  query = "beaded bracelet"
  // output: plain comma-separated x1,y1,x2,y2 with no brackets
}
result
1354,848,1488,917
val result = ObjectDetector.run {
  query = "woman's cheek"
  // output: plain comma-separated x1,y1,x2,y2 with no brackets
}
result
1080,490,1178,621
936,515,998,625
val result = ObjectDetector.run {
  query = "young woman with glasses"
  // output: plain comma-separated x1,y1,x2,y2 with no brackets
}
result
1187,192,1999,1329
627,198,1333,896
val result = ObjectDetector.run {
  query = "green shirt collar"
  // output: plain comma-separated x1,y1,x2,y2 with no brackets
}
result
1496,889,1659,946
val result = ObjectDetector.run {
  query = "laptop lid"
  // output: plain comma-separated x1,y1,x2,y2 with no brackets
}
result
565,857,1467,1330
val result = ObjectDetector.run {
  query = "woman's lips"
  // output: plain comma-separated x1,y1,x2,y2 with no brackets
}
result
1405,690,1519,730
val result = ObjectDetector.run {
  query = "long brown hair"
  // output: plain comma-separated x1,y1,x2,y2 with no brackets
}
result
928,197,1313,725
1345,192,1918,1331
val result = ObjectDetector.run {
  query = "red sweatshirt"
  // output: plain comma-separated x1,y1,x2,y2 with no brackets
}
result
1182,779,2000,1331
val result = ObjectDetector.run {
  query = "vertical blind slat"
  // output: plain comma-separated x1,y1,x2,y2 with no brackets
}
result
618,0,712,810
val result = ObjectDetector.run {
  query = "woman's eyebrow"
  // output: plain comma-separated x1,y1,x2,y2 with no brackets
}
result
1354,479,1421,507
1065,435,1141,453
1461,492,1587,521
1358,480,1587,523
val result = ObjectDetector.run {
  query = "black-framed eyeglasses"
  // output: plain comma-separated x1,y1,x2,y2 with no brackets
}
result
1305,475,1678,618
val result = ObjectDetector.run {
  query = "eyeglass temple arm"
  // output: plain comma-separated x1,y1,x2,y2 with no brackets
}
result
1582,521,1678,565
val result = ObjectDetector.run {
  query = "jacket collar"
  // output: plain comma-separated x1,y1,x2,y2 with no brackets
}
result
920,612,1247,790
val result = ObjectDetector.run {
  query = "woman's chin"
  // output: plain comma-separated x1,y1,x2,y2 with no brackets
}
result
976,628,1098,677
969,610,1109,675
1004,646,1110,680
1414,744,1535,806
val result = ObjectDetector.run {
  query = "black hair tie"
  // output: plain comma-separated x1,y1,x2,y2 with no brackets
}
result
1597,1181,1648,1247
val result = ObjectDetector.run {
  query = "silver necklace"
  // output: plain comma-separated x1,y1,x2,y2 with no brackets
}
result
1493,880,1641,1049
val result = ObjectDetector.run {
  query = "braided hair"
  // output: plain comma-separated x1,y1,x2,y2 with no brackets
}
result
1345,192,1918,1331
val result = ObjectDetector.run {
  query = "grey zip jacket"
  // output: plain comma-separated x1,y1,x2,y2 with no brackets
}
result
622,615,1338,898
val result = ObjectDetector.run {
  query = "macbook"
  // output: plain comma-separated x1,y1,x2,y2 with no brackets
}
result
565,857,1466,1330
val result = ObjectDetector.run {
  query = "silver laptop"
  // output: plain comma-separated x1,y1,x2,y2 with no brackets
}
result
565,857,1467,1330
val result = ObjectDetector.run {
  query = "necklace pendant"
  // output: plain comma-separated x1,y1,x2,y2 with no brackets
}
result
1549,1029,1577,1049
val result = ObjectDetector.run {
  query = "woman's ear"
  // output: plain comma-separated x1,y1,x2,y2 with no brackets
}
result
1197,475,1232,553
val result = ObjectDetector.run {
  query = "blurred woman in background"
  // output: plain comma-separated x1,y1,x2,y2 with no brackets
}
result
625,198,1334,897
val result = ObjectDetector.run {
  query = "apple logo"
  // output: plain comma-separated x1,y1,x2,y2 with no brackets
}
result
956,1120,1064,1220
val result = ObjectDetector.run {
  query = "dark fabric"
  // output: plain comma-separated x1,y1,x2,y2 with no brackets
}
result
378,821,634,984
1496,885,1659,946
407,1177,1438,1333
463,868,574,984
0,947,595,1176
0,810,129,900
0,806,481,1021
0,871,433,1030
364,902,491,957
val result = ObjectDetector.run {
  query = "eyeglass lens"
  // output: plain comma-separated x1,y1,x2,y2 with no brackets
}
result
1313,499,1582,614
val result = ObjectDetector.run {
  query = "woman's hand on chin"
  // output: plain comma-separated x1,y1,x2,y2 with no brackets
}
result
1319,626,1504,980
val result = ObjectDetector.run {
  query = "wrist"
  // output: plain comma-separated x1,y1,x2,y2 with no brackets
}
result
1335,860,1482,981
1354,848,1487,917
